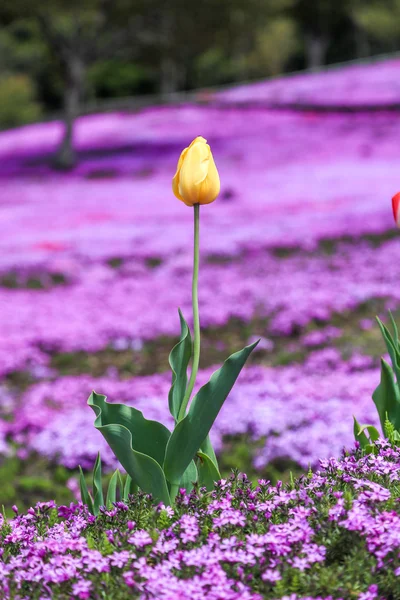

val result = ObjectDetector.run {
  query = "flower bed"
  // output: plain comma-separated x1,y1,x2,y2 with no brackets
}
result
0,237,399,378
1,441,399,599
7,356,378,471
216,57,400,107
1,58,400,536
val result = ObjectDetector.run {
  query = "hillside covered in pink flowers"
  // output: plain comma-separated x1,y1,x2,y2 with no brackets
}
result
0,57,400,507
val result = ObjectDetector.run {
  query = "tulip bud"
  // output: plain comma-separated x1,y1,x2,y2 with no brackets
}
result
392,192,400,227
172,136,220,206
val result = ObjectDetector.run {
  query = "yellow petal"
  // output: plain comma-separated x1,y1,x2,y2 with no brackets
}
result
197,149,220,204
172,136,220,207
178,141,210,205
188,135,207,149
172,146,188,202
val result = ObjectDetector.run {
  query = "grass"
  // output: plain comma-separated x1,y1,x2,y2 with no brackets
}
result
0,455,74,517
47,299,390,380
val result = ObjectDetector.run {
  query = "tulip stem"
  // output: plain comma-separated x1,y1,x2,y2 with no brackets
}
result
178,204,200,421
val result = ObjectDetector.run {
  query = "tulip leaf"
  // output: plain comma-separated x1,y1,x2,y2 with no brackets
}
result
168,309,192,421
389,311,399,349
164,340,259,486
372,358,400,431
123,474,137,501
106,469,123,508
353,416,369,450
200,435,218,469
93,452,104,514
178,460,198,497
376,317,400,383
357,424,380,443
88,392,171,465
79,466,94,514
197,451,221,491
88,392,171,505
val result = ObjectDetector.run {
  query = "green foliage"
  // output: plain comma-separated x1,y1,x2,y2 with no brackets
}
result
178,460,198,494
197,451,221,490
164,341,258,491
373,316,400,431
88,333,258,506
79,454,133,516
168,309,192,421
384,417,400,444
373,358,400,431
0,74,41,128
353,416,380,453
88,392,171,505
200,435,218,468
355,312,400,446
354,0,400,45
79,466,94,514
0,456,74,516
194,48,235,88
88,60,155,97
248,17,299,76
92,452,105,514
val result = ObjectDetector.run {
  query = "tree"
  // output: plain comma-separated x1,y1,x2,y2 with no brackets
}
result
249,17,298,77
135,0,240,96
352,0,400,53
235,0,298,79
290,0,356,69
0,0,140,168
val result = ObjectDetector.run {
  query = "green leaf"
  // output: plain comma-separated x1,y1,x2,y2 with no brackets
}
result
197,451,221,491
168,309,192,421
123,474,134,501
393,430,400,442
89,392,171,466
178,460,198,496
164,340,259,486
389,311,399,349
353,416,370,450
200,435,218,470
93,452,104,515
376,317,400,382
79,466,94,514
372,358,400,431
357,424,380,443
106,469,122,508
88,392,171,505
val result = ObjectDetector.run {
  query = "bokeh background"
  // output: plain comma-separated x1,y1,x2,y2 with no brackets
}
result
1,0,400,513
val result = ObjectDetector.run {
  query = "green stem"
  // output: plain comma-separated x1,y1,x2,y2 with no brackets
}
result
178,204,200,421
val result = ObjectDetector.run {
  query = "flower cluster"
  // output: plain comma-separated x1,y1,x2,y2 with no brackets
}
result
1,442,400,599
0,60,398,387
0,237,399,378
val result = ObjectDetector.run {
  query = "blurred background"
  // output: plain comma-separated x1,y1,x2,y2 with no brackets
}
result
1,0,400,514
1,0,400,150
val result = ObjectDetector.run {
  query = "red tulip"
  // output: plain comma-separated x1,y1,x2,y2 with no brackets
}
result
392,192,400,227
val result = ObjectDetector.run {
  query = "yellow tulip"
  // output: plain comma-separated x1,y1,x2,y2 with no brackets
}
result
172,136,220,206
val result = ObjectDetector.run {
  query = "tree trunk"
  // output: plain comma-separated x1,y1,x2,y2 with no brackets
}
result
160,55,181,98
305,33,329,70
55,57,85,169
354,27,370,59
